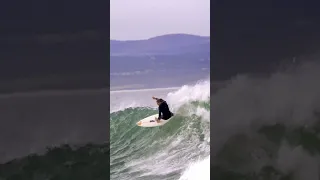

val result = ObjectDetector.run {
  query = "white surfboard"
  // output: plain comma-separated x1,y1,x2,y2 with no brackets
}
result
136,114,174,127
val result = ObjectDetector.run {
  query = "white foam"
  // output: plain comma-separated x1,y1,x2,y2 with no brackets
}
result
179,156,210,180
166,80,210,111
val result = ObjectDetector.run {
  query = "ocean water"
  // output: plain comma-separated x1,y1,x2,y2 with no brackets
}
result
0,89,109,179
211,61,320,180
110,80,210,180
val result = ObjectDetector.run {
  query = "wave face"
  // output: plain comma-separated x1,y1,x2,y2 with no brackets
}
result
212,61,320,180
110,80,210,180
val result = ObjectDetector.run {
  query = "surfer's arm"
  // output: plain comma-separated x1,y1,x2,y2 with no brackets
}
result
152,96,158,100
158,108,162,120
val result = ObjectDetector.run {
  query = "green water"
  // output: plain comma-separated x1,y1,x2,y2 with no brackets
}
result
110,101,210,180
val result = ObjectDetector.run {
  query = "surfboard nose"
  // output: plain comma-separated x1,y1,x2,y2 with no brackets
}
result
136,121,142,126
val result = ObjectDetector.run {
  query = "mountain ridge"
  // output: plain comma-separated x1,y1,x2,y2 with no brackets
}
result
110,33,209,41
110,33,210,56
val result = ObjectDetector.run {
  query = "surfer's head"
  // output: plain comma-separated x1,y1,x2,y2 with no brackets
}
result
156,99,164,106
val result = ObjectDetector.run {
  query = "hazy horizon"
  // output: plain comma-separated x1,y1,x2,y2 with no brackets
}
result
110,0,210,40
110,33,210,41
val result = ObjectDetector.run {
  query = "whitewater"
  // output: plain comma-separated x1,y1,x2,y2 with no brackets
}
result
110,80,210,180
211,61,320,180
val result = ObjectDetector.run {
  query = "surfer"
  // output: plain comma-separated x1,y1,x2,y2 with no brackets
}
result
152,96,173,123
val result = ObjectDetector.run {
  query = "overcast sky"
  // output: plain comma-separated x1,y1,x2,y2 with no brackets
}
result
110,0,210,40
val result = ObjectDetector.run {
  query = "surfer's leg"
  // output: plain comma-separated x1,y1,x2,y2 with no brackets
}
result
162,113,173,120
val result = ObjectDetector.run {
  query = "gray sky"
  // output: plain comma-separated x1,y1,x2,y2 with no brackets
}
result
110,0,210,40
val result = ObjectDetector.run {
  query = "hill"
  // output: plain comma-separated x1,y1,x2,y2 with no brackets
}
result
110,34,210,56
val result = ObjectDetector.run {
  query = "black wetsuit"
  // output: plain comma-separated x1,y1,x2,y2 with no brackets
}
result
158,101,173,120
